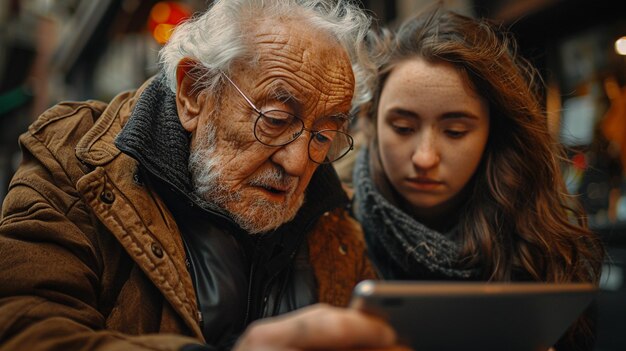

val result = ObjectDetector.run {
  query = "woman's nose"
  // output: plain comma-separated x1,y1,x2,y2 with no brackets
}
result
411,134,440,170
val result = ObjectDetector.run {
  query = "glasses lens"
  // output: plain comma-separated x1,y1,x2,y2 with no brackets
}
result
254,111,304,146
308,130,354,164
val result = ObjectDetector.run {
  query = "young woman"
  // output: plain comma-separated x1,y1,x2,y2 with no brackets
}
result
352,7,604,349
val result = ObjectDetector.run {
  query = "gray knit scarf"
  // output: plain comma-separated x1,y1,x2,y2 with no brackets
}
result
352,146,479,280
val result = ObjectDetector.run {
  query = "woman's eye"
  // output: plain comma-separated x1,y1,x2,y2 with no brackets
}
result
445,130,467,138
391,124,414,135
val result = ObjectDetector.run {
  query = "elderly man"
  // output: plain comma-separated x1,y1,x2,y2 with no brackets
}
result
0,1,403,350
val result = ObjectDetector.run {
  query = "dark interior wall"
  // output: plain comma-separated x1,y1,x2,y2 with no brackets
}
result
473,0,626,82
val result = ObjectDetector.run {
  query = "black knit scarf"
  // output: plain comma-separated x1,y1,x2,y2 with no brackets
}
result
114,75,212,206
352,146,479,280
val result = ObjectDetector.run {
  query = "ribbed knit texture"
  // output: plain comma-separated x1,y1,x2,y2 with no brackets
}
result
352,146,479,279
115,75,196,195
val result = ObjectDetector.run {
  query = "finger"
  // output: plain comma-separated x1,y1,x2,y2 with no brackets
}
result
235,304,397,350
351,347,414,351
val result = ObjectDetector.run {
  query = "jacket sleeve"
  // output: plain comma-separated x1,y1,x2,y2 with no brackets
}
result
0,131,202,351
307,207,378,307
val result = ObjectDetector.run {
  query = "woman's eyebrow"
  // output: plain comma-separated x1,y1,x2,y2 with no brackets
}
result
386,108,480,121
440,111,481,120
388,107,418,119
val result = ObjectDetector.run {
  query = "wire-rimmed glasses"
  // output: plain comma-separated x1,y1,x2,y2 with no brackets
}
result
220,71,354,164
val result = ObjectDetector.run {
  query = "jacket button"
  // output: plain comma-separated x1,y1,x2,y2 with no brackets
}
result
133,172,143,186
338,244,347,255
100,190,115,204
151,242,164,258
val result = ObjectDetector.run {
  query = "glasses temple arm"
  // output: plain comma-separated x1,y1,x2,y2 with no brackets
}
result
219,70,262,114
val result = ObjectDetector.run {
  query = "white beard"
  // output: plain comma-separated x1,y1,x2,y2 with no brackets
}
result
188,125,303,234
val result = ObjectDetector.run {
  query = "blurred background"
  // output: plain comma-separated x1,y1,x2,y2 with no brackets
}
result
0,0,625,349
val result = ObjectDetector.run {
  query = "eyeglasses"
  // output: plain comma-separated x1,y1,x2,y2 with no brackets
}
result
220,71,354,164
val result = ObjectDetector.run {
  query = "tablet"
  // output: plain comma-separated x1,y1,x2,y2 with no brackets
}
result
350,280,597,351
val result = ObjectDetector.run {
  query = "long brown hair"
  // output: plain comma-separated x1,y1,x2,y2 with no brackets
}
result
364,7,604,284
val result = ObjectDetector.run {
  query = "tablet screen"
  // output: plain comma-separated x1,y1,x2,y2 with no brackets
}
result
350,280,597,351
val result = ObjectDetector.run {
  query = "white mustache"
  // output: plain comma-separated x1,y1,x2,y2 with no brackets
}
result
248,167,296,193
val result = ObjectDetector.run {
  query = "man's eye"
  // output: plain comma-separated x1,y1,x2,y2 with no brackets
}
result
263,115,289,127
265,116,288,127
260,111,293,129
314,131,333,144
256,112,295,139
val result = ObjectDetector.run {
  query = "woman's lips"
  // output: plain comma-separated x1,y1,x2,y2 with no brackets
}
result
405,177,444,190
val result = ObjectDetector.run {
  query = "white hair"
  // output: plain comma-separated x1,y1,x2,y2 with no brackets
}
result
159,0,375,110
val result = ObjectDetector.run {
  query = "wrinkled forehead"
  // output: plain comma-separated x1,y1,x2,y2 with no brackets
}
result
243,18,355,102
251,18,352,69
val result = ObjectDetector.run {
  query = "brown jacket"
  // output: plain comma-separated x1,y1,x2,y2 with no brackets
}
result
0,82,375,350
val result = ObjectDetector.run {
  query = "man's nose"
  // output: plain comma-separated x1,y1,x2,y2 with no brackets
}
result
411,134,440,170
270,136,311,177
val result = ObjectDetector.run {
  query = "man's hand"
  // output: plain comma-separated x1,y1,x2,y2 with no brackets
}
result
233,303,410,350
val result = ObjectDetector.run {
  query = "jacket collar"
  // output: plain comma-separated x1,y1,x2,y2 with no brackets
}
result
74,79,204,339
114,75,200,202
75,77,153,165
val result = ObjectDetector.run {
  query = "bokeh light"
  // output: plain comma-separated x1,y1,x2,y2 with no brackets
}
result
616,36,626,56
148,2,191,45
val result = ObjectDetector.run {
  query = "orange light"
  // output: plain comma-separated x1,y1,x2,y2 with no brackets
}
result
153,23,175,45
148,2,191,45
151,2,171,24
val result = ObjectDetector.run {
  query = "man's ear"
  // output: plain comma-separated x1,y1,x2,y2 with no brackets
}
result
176,58,204,132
